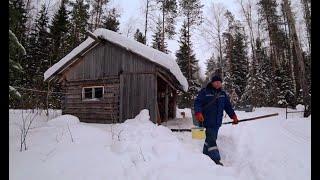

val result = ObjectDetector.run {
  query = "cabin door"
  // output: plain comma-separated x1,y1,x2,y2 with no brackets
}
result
119,73,156,123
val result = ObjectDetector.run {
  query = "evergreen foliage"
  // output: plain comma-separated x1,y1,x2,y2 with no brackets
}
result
103,8,120,32
134,29,146,44
152,19,168,53
176,21,201,108
69,0,90,47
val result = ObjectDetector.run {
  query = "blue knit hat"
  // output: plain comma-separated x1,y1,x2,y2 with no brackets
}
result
211,75,222,83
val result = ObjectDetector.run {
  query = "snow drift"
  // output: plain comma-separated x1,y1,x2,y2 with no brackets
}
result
9,107,310,180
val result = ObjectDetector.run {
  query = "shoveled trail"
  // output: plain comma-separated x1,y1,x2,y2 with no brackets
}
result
165,107,310,180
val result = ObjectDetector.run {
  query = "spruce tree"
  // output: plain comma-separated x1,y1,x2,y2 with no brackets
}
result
103,8,120,32
9,30,26,102
49,0,71,63
231,26,249,98
152,18,168,53
134,29,146,44
48,1,71,109
176,21,201,108
26,4,51,83
9,0,27,46
274,62,295,107
205,54,218,81
222,11,249,99
258,39,277,106
69,0,90,47
9,0,28,101
20,4,51,108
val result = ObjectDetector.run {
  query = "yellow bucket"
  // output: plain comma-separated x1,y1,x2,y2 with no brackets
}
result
191,127,206,139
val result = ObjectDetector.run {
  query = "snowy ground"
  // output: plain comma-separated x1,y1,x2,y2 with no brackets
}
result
9,107,310,180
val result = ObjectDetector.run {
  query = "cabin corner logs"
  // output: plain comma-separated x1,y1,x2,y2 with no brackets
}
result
58,41,181,124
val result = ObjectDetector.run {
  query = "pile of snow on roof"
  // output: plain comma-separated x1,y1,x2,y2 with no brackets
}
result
44,28,188,91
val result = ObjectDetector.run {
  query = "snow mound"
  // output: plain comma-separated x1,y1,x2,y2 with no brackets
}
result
47,114,80,127
296,104,304,111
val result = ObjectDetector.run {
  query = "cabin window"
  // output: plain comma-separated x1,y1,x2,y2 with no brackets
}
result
82,86,104,100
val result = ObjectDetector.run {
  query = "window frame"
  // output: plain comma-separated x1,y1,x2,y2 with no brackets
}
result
81,86,104,101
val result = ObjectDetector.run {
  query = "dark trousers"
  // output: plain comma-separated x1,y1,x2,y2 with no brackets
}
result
203,127,221,162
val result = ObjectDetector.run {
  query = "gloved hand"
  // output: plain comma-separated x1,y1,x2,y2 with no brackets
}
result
231,114,239,125
195,112,204,122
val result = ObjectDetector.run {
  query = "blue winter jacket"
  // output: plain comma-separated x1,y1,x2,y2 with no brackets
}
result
194,84,236,128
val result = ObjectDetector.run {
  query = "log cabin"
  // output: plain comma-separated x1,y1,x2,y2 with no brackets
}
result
44,28,188,124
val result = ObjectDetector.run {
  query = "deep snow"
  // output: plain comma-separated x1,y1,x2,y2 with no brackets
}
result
9,107,310,180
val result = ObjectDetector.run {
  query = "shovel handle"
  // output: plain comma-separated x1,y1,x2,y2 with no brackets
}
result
222,113,279,125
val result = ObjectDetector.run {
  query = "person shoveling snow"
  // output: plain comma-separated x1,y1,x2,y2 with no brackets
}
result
194,75,239,166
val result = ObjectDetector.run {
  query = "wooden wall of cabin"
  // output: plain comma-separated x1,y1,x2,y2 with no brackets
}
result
65,42,156,80
62,76,120,123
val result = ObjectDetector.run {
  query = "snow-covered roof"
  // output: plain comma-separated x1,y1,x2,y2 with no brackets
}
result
44,28,188,91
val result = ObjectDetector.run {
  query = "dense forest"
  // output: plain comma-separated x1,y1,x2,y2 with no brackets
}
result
9,0,311,117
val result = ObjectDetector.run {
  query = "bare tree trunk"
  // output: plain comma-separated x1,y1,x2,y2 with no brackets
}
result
46,82,50,117
187,13,191,80
265,15,278,72
283,0,310,117
281,2,296,96
162,1,165,52
218,31,223,78
144,0,149,44
301,0,311,51
239,0,256,65
94,0,101,29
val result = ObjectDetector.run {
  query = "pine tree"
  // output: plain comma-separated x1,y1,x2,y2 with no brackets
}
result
176,21,201,108
103,8,120,32
301,0,311,51
49,0,71,63
156,0,178,51
282,0,310,116
179,0,204,40
257,0,299,108
134,29,146,44
89,0,109,30
152,18,168,53
257,0,286,70
69,0,90,48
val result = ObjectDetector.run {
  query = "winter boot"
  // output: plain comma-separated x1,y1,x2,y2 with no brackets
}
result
214,160,224,166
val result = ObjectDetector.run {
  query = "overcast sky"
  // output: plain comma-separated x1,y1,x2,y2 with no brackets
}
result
40,0,307,79
110,0,240,79
111,0,306,79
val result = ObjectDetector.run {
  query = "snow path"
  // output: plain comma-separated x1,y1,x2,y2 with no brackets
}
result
166,107,310,180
